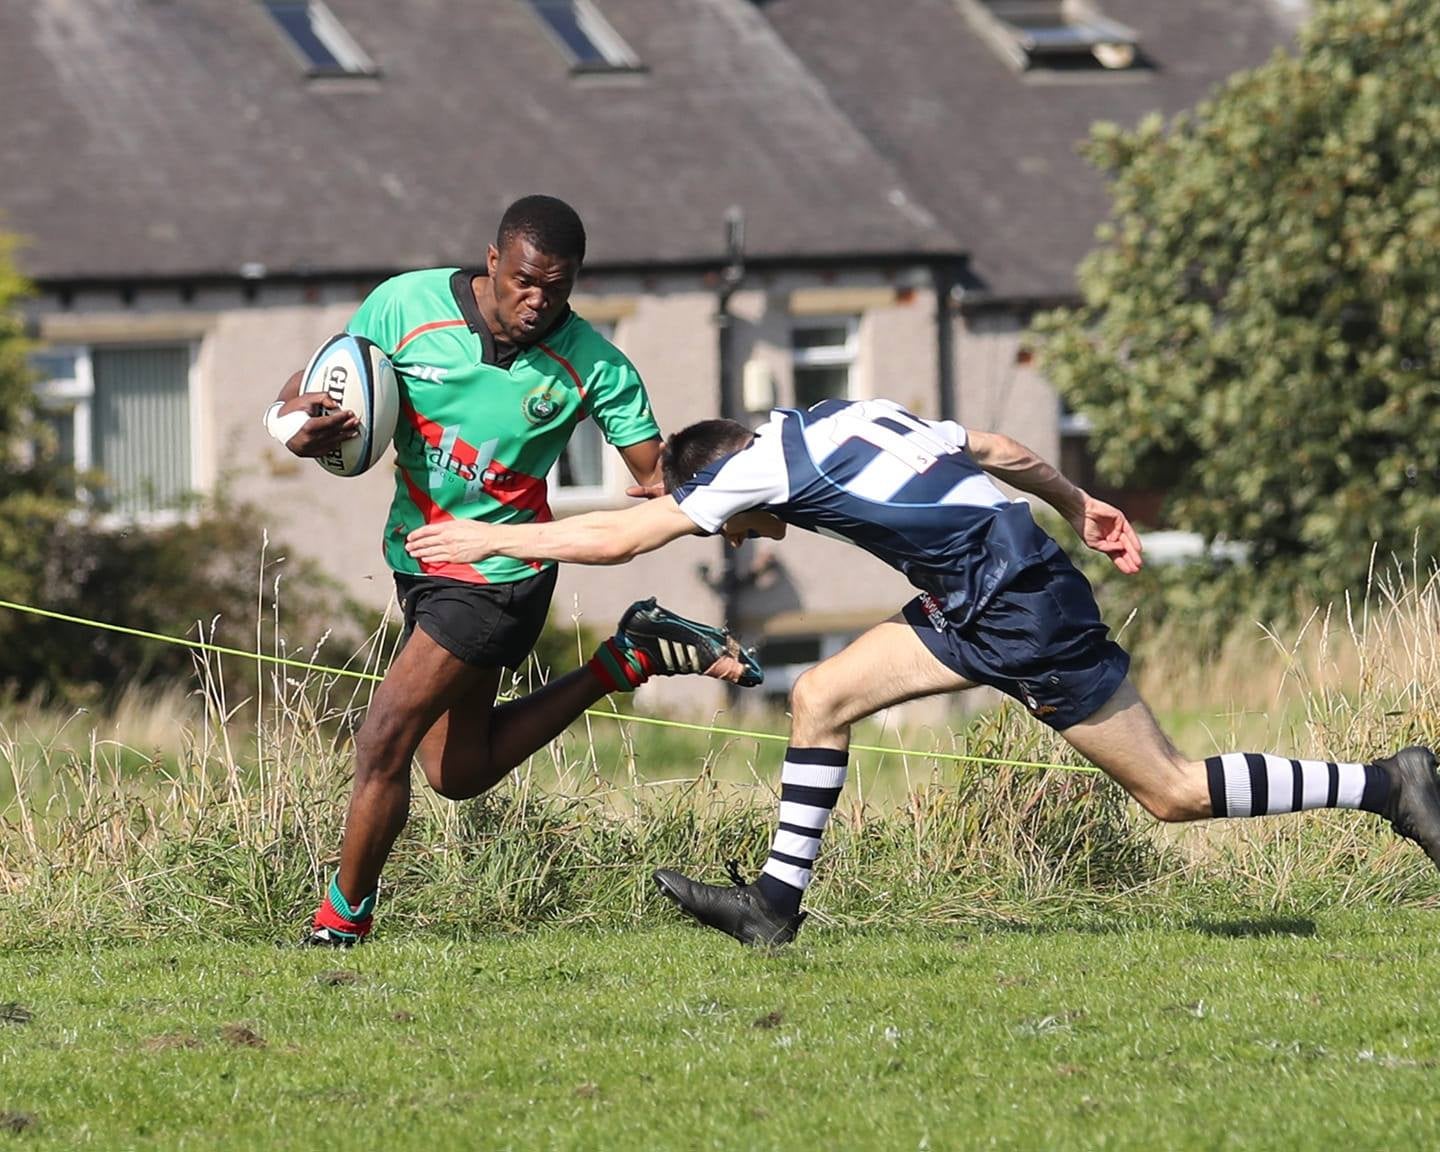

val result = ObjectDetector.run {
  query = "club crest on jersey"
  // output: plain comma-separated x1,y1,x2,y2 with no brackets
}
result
522,385,562,426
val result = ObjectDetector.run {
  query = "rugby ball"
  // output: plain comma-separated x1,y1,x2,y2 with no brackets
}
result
299,334,400,477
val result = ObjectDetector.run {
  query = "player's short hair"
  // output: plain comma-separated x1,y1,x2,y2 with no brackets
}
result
662,419,754,493
496,195,587,264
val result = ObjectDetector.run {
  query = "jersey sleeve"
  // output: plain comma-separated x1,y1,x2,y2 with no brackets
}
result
671,424,790,534
924,417,968,450
345,278,407,356
584,353,661,449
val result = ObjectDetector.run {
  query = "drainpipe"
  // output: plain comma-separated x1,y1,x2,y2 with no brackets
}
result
715,208,746,704
935,261,959,425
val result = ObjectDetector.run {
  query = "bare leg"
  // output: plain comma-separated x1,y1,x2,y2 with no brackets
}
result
338,629,499,903
789,615,976,750
1058,677,1212,821
416,664,615,801
340,618,737,902
654,613,980,941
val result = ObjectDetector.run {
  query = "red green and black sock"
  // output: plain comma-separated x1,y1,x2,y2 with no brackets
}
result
311,874,377,942
587,636,653,693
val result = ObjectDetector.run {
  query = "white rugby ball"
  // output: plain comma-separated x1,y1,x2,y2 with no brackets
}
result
299,334,400,477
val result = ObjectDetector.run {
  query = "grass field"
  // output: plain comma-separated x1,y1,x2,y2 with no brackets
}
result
3,913,1438,1150
2,573,1437,1147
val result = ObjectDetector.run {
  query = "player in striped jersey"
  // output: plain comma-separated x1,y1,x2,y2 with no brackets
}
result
406,398,1440,945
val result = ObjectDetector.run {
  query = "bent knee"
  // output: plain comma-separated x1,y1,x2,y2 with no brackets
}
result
1137,793,1189,823
354,715,421,781
429,778,480,803
790,667,855,724
419,752,510,803
1131,780,1208,823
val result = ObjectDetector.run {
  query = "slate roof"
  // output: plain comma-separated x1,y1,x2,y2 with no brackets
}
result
759,0,1296,299
1,0,1296,296
0,0,958,282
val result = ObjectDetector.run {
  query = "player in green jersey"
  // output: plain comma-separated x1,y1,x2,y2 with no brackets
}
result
266,196,757,945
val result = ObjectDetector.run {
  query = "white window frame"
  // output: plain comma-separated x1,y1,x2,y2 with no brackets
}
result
790,316,860,407
32,342,202,527
264,0,377,77
527,0,642,73
546,416,614,509
547,318,619,508
964,0,1140,73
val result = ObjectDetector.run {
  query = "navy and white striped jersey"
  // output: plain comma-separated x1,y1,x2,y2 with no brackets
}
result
672,398,1060,627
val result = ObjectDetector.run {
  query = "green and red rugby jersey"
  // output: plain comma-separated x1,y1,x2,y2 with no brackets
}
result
347,268,660,584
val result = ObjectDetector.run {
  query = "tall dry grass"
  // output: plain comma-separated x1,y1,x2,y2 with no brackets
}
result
0,564,1436,945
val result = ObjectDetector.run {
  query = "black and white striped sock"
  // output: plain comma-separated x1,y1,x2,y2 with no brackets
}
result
755,747,848,917
1205,753,1391,817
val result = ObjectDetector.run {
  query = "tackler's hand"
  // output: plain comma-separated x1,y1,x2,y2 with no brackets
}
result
720,511,788,549
405,521,498,565
702,653,749,682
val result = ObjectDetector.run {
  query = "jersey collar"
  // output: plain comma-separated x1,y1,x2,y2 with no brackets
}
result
449,268,573,369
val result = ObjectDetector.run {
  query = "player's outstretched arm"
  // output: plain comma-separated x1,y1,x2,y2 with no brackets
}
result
966,429,1143,574
405,496,702,568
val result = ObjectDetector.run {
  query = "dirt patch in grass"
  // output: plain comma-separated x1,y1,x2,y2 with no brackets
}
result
0,1111,36,1134
219,1024,266,1049
0,1004,32,1025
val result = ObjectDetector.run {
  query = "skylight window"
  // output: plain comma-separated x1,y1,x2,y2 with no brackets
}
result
264,1,376,76
963,0,1140,73
528,0,641,72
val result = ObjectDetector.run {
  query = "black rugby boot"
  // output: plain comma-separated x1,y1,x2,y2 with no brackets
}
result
618,598,763,687
653,864,806,947
1375,746,1440,870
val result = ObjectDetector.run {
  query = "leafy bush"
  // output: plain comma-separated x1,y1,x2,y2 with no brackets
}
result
1036,0,1440,610
0,495,364,705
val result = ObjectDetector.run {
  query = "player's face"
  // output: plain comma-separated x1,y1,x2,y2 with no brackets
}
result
487,238,578,345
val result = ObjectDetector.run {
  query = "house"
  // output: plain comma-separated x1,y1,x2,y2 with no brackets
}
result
0,0,1296,709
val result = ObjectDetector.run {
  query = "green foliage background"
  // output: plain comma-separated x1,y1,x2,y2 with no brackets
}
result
1036,0,1439,612
0,239,356,704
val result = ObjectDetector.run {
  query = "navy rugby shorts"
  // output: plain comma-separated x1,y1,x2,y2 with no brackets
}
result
902,549,1129,731
394,565,557,670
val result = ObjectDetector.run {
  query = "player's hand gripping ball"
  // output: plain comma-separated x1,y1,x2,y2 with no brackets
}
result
299,334,400,477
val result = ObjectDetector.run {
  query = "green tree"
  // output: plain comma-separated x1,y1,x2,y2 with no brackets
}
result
1036,0,1439,604
0,235,83,684
0,236,356,704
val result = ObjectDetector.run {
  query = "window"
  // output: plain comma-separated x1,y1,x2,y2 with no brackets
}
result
549,323,612,497
32,345,195,519
263,1,376,76
554,418,605,492
963,0,1140,73
755,634,853,705
791,319,858,408
527,0,641,72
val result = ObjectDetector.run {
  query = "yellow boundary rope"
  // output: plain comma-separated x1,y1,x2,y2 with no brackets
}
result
0,597,1094,774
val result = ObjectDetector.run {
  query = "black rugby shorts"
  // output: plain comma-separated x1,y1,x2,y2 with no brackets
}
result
903,547,1129,730
393,565,558,670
